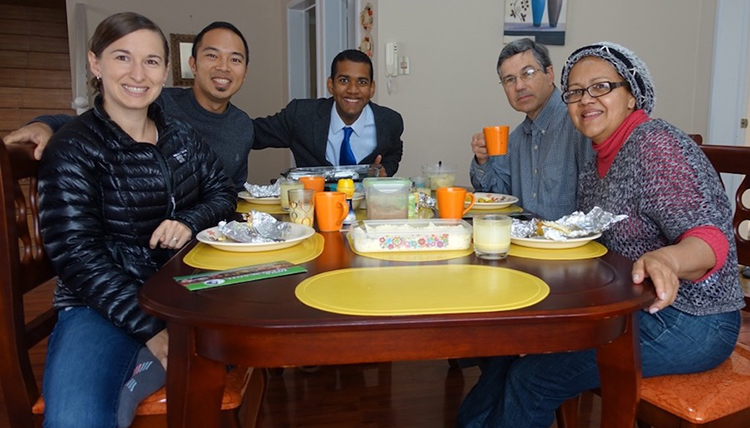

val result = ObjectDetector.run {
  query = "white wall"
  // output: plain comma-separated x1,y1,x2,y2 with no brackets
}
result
374,0,716,185
66,0,716,187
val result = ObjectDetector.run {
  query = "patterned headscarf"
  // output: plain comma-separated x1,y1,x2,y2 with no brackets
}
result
560,42,656,115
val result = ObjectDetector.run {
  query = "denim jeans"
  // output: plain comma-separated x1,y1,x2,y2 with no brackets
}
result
456,307,741,428
43,306,142,428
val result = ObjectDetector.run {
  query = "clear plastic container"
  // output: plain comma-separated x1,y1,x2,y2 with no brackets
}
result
422,163,457,191
349,219,473,252
363,177,411,219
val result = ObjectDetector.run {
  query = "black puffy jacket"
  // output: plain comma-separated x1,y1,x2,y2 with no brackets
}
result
39,96,236,343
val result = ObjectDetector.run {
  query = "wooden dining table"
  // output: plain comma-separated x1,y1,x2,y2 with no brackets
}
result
139,221,655,428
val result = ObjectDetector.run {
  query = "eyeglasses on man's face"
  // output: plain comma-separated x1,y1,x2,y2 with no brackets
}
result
561,81,630,104
500,67,544,87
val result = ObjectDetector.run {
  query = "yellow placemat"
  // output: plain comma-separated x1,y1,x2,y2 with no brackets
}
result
236,200,286,214
508,241,607,260
466,204,524,216
346,233,473,262
183,233,324,270
295,265,550,316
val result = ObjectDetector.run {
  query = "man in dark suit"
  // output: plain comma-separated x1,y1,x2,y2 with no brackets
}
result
253,49,404,177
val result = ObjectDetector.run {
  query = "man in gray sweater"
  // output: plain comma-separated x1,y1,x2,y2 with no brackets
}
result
3,21,254,192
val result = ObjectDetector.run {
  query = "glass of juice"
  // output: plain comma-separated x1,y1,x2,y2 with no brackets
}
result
473,214,512,260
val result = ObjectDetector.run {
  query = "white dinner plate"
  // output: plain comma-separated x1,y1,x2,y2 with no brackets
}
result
238,191,281,205
197,223,315,252
466,192,519,210
511,233,602,249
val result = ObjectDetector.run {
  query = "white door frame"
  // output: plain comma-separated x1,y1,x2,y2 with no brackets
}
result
709,0,750,213
708,0,750,146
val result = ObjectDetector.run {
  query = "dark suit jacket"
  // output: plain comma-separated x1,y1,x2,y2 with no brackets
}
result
252,98,404,176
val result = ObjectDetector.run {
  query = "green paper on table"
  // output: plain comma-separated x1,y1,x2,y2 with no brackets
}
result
174,261,307,291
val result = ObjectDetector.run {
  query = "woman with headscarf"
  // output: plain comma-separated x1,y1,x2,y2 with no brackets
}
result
456,42,744,428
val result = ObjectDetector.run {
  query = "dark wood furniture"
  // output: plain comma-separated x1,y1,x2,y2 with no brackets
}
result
140,225,655,428
0,142,264,428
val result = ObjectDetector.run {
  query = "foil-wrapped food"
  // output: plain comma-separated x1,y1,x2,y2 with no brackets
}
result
416,191,437,211
243,180,281,198
216,212,291,243
511,207,627,241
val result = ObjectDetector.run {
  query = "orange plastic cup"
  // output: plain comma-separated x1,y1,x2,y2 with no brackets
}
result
483,125,509,156
314,191,349,231
300,176,325,193
436,187,475,219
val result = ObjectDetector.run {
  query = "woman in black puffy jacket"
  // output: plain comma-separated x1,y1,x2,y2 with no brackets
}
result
38,12,236,428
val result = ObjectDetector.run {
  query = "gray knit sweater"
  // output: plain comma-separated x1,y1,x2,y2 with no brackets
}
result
578,119,744,316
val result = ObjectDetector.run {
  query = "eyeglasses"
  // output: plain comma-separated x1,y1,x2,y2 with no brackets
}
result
561,81,630,104
500,67,543,87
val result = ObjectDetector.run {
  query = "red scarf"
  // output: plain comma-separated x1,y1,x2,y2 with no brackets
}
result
593,109,650,178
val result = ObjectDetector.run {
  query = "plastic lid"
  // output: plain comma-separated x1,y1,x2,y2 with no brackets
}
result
363,177,412,190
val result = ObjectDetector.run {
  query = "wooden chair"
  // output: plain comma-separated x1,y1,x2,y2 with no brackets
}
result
634,144,750,428
0,142,266,428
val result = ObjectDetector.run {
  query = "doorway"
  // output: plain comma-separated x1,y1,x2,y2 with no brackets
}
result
710,0,750,239
286,0,358,101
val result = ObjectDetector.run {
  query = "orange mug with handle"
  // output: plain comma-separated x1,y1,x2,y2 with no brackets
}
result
483,125,509,156
300,175,325,193
436,187,475,219
314,191,349,231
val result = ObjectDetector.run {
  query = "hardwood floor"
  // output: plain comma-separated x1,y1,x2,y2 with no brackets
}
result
255,362,601,428
2,277,748,428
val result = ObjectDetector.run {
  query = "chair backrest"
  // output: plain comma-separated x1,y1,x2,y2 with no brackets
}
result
0,142,57,428
699,144,750,267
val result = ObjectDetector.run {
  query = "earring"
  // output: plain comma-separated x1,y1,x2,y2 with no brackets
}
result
96,75,101,80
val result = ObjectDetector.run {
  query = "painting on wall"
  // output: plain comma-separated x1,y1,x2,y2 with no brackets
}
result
503,0,567,46
170,33,195,87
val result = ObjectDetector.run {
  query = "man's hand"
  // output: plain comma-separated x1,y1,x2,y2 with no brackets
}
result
145,329,169,370
2,122,54,160
471,132,489,165
149,220,192,250
373,154,387,177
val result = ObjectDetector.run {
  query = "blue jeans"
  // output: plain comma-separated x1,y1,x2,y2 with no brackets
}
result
457,307,741,428
43,307,142,428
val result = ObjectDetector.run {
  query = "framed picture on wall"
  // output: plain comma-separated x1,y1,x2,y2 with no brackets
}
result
170,33,195,87
504,0,567,46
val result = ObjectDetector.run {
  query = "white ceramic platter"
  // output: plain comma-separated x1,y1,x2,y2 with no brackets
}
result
510,233,602,249
196,223,315,252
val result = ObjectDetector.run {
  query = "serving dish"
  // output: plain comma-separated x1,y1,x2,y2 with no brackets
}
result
197,223,315,252
282,165,383,182
510,233,602,249
349,219,472,253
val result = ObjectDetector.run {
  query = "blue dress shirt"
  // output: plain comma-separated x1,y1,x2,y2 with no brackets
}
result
326,104,377,166
470,88,593,220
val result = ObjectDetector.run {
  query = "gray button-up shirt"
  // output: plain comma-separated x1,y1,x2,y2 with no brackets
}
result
470,88,592,220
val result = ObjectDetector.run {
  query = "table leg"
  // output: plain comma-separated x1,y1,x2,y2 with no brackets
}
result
596,313,642,428
167,323,227,428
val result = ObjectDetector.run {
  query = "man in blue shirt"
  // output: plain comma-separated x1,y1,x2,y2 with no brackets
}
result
470,38,592,220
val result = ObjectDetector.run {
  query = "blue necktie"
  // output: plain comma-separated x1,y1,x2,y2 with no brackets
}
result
339,127,356,166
